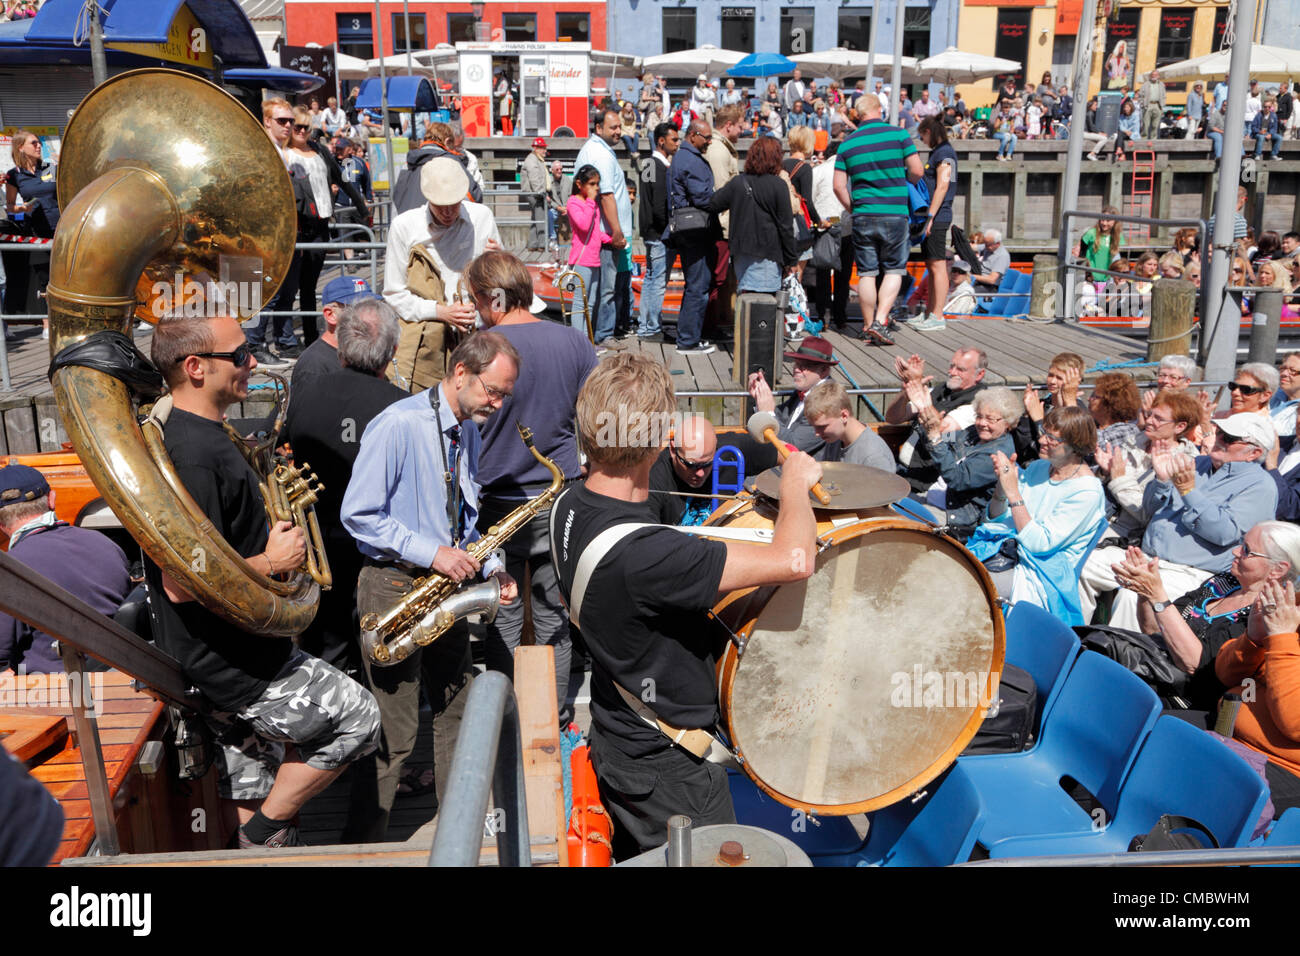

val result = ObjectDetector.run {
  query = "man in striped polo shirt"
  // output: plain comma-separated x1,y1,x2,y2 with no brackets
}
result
833,93,924,345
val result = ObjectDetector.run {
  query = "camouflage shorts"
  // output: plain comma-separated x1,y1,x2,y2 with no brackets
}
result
208,648,382,801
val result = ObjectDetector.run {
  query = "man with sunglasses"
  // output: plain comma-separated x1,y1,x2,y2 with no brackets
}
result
146,315,381,848
1101,413,1278,631
647,415,718,525
340,332,520,841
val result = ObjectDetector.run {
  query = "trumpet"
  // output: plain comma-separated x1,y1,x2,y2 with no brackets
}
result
554,267,593,342
220,373,332,590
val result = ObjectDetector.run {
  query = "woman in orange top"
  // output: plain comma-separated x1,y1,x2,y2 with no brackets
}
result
1216,522,1300,813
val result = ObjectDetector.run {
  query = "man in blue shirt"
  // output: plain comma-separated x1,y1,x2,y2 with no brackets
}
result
667,119,719,355
574,109,634,346
341,331,520,841
1251,98,1283,160
1085,413,1278,630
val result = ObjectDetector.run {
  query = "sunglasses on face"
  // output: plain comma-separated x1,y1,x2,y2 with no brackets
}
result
185,344,254,368
673,446,714,471
272,116,294,126
293,124,311,133
1228,381,1265,395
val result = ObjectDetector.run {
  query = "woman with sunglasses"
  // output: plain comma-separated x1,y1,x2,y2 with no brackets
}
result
1110,521,1300,713
966,405,1104,624
4,128,59,334
1226,363,1280,418
280,106,367,347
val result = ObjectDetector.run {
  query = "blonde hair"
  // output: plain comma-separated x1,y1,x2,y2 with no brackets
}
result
9,129,36,169
576,353,677,469
1158,251,1186,277
1049,352,1085,377
787,125,815,155
1257,260,1289,290
804,381,852,421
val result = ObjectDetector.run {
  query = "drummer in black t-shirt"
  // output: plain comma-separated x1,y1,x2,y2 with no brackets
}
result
646,414,717,526
552,352,820,858
147,315,380,849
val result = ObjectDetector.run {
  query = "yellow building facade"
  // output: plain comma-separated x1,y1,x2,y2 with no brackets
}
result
954,0,1234,107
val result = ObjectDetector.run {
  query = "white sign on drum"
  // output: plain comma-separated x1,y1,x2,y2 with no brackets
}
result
459,53,493,96
548,55,588,97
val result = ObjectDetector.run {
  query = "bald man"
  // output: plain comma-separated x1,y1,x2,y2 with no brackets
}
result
647,415,718,525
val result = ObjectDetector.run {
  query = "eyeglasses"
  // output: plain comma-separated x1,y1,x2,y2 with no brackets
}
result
1039,430,1063,445
272,116,294,126
292,124,311,133
673,447,714,471
185,344,254,368
1227,381,1265,395
1237,543,1272,560
475,375,512,402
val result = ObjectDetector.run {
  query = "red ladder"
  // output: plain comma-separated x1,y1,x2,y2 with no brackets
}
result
1123,150,1156,245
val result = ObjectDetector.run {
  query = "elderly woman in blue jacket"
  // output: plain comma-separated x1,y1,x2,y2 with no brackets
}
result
967,405,1105,623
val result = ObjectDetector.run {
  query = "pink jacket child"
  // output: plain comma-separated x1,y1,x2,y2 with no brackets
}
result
566,193,610,268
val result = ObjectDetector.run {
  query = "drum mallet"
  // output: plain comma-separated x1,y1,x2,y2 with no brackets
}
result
747,411,832,505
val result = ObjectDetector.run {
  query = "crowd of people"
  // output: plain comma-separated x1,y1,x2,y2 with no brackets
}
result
11,61,1300,861
1071,193,1300,319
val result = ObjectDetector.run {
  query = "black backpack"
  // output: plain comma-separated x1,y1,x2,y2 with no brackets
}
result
962,663,1039,755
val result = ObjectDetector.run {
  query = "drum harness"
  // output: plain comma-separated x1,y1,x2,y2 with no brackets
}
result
548,487,856,765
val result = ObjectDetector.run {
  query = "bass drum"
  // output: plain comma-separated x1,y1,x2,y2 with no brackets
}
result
704,493,1004,816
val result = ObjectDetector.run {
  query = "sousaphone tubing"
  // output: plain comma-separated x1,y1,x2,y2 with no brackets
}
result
47,69,316,636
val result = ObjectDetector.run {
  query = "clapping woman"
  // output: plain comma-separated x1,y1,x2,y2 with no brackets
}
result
966,405,1105,623
1111,520,1300,711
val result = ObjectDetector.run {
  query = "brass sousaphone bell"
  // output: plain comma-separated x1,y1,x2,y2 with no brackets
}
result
47,69,319,636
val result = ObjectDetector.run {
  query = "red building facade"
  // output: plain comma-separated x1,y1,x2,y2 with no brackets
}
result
284,2,607,58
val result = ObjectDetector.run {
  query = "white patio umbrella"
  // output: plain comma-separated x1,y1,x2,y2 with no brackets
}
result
917,47,1022,86
642,45,746,79
790,48,917,83
334,52,370,80
365,52,439,76
1159,43,1300,83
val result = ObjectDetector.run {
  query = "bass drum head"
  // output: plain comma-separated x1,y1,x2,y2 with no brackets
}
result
725,523,1002,815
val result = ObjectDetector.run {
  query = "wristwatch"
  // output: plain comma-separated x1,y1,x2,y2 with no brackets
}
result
1151,600,1172,614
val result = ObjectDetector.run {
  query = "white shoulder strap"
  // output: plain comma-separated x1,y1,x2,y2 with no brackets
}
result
568,521,657,631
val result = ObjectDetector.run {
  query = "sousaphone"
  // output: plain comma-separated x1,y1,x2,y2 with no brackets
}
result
46,69,317,636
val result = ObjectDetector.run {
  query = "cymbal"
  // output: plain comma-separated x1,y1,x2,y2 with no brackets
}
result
752,462,912,510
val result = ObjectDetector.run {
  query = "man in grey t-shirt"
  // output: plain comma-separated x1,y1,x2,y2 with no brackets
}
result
805,381,896,471
972,228,1010,311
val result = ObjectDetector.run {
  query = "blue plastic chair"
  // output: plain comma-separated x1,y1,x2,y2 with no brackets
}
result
712,444,745,511
1002,601,1081,744
959,651,1161,849
1263,808,1300,847
987,715,1269,857
842,763,985,867
727,769,866,858
1007,270,1033,315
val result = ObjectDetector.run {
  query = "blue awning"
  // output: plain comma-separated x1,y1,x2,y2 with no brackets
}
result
356,76,440,112
12,0,264,67
224,67,325,94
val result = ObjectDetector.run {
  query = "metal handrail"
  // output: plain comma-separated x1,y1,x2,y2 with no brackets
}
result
1057,209,1209,322
961,844,1300,867
428,671,532,867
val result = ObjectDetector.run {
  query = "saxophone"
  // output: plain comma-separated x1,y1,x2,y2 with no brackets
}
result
360,423,565,666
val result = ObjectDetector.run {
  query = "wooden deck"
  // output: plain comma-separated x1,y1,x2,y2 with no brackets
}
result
1,669,227,863
0,315,1150,452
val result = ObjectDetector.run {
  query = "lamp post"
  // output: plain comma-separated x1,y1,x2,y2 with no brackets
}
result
472,1,489,43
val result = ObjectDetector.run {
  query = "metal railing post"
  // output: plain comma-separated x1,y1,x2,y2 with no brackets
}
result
428,671,531,867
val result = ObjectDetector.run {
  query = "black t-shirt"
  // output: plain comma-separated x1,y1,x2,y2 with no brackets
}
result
552,484,728,757
284,366,407,538
923,141,958,222
1171,572,1248,709
291,339,340,388
144,408,291,711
